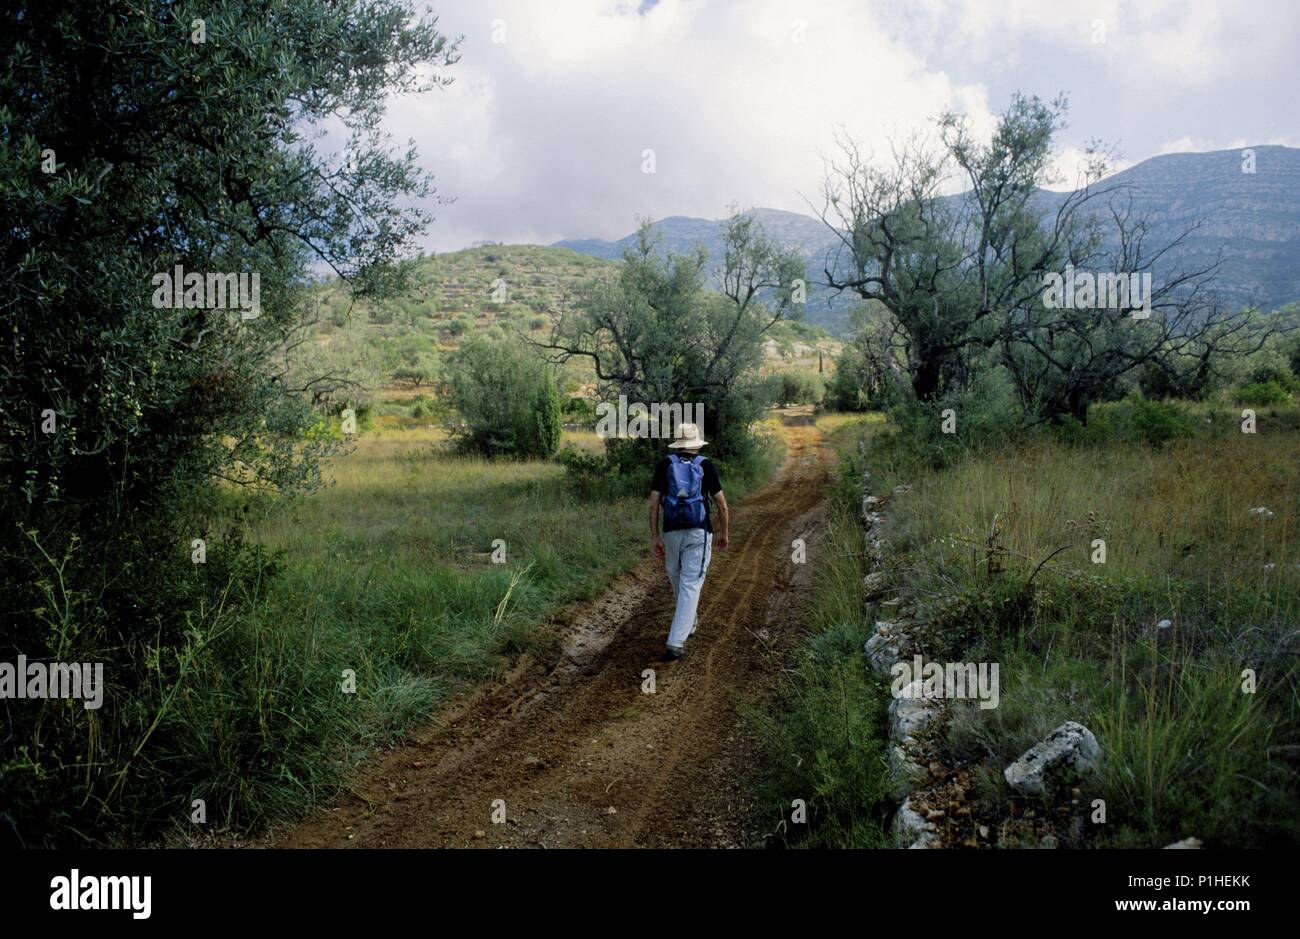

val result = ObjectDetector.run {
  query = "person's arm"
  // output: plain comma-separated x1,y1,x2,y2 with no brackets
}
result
648,491,664,558
714,491,730,548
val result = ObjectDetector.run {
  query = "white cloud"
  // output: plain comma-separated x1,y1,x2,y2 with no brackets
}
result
396,0,996,249
1045,145,1136,191
371,0,1300,251
907,0,1299,87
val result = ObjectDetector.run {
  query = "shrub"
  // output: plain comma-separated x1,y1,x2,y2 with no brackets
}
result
773,369,825,407
1053,398,1198,449
1137,361,1207,401
443,334,562,459
1246,363,1296,389
1125,397,1199,448
556,444,639,500
1235,380,1294,407
407,395,447,420
527,374,563,459
824,341,884,411
561,396,596,424
878,368,1019,470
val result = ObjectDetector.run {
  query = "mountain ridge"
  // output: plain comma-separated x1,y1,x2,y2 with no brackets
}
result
552,145,1300,334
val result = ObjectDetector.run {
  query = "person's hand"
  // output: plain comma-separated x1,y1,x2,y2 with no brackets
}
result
652,537,664,559
715,533,729,549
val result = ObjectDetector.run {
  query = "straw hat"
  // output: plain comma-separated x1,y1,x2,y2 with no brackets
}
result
667,422,707,449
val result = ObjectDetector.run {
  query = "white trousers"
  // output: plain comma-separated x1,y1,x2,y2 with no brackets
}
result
663,528,713,648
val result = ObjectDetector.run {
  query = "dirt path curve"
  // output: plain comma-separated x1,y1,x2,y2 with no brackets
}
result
274,412,832,848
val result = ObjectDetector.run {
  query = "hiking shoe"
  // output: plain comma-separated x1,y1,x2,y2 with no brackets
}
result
664,644,687,660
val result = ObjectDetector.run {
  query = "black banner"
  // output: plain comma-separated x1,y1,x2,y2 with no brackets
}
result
1,849,1276,926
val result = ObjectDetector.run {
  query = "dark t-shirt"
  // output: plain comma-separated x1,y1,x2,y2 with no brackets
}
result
650,454,723,533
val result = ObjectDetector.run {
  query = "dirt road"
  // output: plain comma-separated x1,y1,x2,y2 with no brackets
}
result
275,413,831,848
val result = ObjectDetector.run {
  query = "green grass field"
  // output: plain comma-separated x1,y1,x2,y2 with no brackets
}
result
177,425,645,831
788,406,1300,848
889,426,1299,845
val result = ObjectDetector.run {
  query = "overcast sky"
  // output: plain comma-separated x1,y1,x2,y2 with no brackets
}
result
370,0,1300,253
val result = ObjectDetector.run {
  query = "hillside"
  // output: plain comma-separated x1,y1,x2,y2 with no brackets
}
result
330,244,616,329
308,243,839,409
554,145,1300,332
1063,145,1300,308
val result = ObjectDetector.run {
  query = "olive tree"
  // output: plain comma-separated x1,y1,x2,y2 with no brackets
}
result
822,93,1242,425
536,212,804,463
0,1,459,841
1,1,457,627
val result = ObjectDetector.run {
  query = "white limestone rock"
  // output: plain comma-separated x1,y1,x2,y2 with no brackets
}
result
1004,721,1101,797
893,798,940,848
863,629,901,677
863,571,889,598
889,679,943,739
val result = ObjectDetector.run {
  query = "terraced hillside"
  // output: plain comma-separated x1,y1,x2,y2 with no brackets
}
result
303,244,839,414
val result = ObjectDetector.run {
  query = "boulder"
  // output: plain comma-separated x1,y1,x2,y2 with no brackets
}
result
892,798,940,848
863,630,902,677
1004,721,1101,796
889,679,943,739
863,571,889,598
1163,837,1203,849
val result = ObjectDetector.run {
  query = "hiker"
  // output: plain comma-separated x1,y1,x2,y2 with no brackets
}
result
648,422,729,659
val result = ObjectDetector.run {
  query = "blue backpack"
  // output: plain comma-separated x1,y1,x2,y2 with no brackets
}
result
664,455,707,528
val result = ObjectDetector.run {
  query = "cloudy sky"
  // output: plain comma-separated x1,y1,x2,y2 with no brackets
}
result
372,0,1300,252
